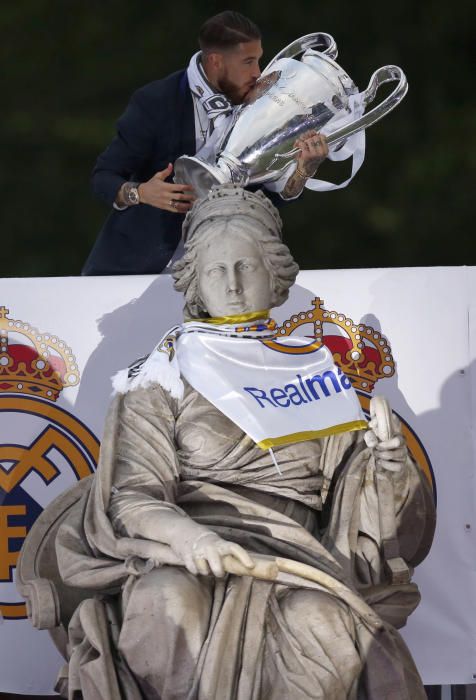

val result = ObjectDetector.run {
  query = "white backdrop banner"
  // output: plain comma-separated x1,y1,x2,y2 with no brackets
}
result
0,268,475,693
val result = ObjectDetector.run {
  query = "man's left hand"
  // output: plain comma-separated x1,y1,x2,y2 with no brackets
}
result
294,130,329,178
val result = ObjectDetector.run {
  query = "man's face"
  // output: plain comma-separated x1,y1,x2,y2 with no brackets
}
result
197,227,272,317
215,40,263,104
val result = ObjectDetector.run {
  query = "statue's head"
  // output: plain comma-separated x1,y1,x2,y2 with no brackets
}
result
172,186,299,319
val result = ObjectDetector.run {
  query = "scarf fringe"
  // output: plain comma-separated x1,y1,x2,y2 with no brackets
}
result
129,351,184,400
111,353,183,400
111,368,131,395
111,318,274,401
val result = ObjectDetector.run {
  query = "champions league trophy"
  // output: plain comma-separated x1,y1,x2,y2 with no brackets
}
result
174,33,408,196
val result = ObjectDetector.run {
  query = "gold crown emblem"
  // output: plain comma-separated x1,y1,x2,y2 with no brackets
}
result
276,298,395,393
0,306,79,401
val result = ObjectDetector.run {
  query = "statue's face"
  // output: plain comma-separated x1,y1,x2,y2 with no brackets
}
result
197,230,273,317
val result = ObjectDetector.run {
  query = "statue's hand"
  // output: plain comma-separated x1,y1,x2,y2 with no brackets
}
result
364,413,408,473
171,526,255,578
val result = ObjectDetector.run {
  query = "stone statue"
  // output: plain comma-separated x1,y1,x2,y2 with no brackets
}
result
20,186,435,699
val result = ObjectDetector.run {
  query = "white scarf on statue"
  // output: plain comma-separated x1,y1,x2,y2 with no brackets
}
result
112,314,366,451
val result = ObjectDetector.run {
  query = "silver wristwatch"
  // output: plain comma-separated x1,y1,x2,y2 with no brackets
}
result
122,181,141,206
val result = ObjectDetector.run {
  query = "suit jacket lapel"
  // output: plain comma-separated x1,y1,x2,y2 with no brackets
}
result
178,71,196,157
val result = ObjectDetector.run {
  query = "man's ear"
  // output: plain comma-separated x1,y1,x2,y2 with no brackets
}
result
206,51,224,72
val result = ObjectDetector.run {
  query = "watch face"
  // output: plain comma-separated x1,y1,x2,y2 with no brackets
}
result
124,184,140,205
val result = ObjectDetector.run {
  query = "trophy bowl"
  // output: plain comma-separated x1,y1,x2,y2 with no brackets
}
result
174,33,408,197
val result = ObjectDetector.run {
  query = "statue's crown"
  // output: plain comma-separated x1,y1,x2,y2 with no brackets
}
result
182,185,283,242
276,298,395,392
0,306,79,401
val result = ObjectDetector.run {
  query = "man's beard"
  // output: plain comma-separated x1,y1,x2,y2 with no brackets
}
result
217,74,253,105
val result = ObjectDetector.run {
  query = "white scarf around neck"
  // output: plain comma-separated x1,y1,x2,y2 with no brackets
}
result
187,51,235,139
111,316,366,451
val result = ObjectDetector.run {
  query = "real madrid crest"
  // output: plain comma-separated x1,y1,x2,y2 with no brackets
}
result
275,298,435,493
0,306,99,620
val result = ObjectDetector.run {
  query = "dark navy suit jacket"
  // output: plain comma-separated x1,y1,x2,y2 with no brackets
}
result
84,70,195,275
84,70,286,276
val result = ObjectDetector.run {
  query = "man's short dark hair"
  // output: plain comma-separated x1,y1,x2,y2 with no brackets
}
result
199,11,261,53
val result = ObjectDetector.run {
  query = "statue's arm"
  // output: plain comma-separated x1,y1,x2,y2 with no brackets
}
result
106,385,253,577
106,385,198,541
107,386,178,508
321,423,435,586
383,450,436,567
362,411,436,568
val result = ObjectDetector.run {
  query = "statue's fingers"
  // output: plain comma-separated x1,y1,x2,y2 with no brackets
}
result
183,554,198,575
364,430,379,448
205,549,225,578
194,556,211,576
377,435,404,450
226,544,255,569
368,417,379,432
376,447,407,462
376,458,403,472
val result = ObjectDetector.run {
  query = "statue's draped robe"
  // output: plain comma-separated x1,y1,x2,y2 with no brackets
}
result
57,381,435,700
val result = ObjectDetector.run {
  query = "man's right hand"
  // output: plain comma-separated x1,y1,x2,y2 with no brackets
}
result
138,163,196,213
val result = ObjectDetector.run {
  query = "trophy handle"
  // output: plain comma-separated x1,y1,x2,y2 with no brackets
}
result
263,32,338,73
326,65,408,147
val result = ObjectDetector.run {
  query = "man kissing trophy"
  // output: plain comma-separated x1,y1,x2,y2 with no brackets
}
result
175,32,407,199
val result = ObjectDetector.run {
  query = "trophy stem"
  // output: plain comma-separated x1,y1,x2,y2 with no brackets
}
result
174,155,249,198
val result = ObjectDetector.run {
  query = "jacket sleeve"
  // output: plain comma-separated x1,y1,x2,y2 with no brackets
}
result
91,87,162,206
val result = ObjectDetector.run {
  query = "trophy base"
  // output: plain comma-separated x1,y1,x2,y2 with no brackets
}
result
174,156,231,197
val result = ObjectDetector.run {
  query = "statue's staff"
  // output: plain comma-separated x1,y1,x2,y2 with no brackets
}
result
117,539,382,630
366,396,412,585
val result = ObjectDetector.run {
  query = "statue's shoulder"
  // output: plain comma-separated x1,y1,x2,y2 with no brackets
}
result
111,352,183,425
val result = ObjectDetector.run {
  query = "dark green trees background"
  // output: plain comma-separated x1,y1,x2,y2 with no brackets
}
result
1,1,474,277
